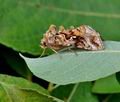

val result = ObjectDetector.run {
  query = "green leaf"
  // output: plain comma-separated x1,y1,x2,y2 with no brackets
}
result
0,74,48,94
1,0,120,55
0,74,63,102
52,82,98,102
22,41,120,85
52,84,74,100
107,94,120,102
92,74,120,94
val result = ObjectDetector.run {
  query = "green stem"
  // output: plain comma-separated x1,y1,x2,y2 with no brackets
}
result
26,72,33,81
48,82,54,92
102,94,112,102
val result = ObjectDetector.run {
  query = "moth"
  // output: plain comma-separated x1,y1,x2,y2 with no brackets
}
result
69,25,104,50
40,24,104,55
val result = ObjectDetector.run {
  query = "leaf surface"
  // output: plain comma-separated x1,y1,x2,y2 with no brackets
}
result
92,74,120,93
22,41,120,84
0,74,63,102
52,82,98,102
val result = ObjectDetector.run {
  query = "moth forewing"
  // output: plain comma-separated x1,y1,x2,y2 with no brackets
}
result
76,25,104,50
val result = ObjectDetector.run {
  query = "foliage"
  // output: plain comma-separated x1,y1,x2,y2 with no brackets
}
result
0,0,120,102
22,41,120,85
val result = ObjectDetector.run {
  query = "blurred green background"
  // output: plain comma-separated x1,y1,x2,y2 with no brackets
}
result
1,0,120,55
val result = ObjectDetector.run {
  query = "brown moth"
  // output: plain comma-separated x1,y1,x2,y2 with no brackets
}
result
69,25,104,50
41,24,104,54
41,25,75,50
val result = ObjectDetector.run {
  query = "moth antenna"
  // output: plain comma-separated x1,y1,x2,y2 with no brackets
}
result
40,48,46,57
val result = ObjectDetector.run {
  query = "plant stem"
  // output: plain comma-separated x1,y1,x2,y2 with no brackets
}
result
27,72,32,81
102,94,112,102
67,83,79,102
48,82,54,92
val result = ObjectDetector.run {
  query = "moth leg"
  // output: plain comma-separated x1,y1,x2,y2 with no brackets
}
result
40,48,46,57
65,45,78,56
51,48,58,53
58,46,78,56
51,48,62,59
68,48,78,56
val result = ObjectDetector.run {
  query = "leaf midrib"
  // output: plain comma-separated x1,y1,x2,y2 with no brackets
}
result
0,82,13,102
18,1,120,19
51,50,120,57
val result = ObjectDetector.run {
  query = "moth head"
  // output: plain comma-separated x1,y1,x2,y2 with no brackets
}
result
41,37,47,49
